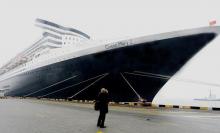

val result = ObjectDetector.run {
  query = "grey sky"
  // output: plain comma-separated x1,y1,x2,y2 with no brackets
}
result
0,0,219,66
0,0,220,106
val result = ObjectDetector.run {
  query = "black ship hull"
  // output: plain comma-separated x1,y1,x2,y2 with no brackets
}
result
3,33,216,102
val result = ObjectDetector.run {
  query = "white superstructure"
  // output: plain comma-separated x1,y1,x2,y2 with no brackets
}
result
0,19,91,80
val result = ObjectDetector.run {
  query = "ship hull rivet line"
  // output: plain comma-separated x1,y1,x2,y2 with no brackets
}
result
39,73,109,98
120,72,143,101
24,75,78,97
68,73,109,99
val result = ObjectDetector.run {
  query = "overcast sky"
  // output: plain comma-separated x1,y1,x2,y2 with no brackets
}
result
0,0,219,66
0,0,220,106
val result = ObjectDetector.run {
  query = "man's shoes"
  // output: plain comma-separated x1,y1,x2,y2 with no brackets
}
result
100,126,107,128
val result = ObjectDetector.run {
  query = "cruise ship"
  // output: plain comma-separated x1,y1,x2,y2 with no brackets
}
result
0,19,219,102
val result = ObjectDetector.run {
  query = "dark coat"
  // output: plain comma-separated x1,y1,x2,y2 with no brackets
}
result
97,92,109,113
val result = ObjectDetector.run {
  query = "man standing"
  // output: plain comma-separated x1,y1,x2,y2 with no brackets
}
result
97,88,109,128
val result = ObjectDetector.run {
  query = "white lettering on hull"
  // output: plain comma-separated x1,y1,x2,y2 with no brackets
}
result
105,40,132,50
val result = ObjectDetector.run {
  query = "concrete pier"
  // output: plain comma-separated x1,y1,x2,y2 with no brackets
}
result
0,98,220,133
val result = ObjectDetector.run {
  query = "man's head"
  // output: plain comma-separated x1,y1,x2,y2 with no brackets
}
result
101,88,108,93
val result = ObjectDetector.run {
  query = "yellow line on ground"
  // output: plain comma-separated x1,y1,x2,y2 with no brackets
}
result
96,130,103,133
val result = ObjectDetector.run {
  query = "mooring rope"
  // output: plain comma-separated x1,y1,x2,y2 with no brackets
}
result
124,72,169,80
39,73,108,98
134,71,171,78
24,75,78,97
68,73,109,99
120,72,143,101
130,70,220,87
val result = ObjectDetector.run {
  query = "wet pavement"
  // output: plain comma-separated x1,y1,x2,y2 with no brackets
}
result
0,98,220,133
